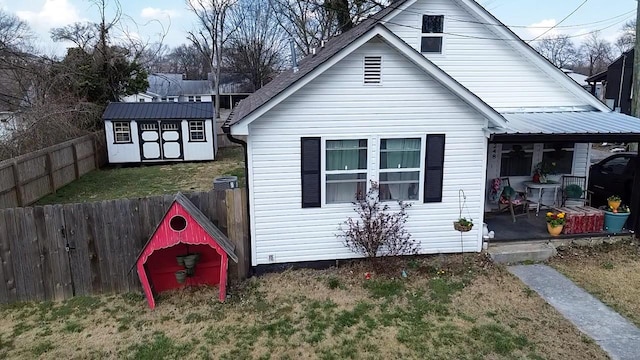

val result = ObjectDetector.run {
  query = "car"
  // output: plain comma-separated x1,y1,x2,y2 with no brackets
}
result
588,153,637,207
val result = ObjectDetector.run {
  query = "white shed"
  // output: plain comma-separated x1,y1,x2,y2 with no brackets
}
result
103,102,216,164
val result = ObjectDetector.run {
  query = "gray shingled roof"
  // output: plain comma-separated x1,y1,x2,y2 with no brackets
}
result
102,102,214,121
225,1,408,127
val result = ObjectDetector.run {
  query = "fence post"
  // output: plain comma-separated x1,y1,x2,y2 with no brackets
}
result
45,152,56,194
225,188,249,280
11,161,22,207
72,143,80,180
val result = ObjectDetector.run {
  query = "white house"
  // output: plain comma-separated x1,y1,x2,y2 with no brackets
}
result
224,0,640,267
103,102,216,164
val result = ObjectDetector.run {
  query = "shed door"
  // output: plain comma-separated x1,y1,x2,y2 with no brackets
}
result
138,121,183,161
161,121,183,160
139,121,161,160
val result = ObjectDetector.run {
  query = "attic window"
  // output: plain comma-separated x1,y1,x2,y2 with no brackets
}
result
421,15,444,53
363,56,382,84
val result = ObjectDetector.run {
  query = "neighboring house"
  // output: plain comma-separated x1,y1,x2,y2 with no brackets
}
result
586,49,634,114
103,102,216,164
562,68,602,97
224,0,640,267
122,73,252,110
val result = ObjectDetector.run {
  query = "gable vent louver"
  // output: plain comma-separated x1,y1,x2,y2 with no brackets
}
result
364,56,382,84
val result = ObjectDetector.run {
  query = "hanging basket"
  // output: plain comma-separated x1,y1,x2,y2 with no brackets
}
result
453,221,473,232
175,270,187,284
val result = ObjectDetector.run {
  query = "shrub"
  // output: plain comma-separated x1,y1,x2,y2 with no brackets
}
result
337,181,420,258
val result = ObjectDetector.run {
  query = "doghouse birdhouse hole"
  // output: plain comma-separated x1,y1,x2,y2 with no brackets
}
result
170,215,187,232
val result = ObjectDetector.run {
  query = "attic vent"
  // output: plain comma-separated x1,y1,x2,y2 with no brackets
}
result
363,56,382,84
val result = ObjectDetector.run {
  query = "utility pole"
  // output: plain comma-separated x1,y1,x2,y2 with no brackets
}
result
631,0,640,151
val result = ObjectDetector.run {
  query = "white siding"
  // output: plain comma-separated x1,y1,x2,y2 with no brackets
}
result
384,0,588,109
182,119,216,161
105,120,141,163
248,40,489,265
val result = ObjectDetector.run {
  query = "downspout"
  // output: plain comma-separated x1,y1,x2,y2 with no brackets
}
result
222,122,252,276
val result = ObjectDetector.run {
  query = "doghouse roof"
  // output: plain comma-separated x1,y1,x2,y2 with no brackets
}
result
134,193,238,265
102,102,214,121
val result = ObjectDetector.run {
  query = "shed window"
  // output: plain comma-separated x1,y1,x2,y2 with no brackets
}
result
189,121,206,142
421,15,444,53
188,96,194,102
113,121,131,143
195,95,202,102
325,139,368,204
379,138,421,201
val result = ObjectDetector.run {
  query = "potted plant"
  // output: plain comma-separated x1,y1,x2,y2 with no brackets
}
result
533,161,556,183
546,211,565,236
453,217,473,232
175,270,187,284
602,203,630,233
607,195,622,212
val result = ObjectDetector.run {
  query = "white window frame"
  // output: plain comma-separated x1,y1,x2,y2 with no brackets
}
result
420,14,445,55
113,121,131,144
321,135,426,206
188,120,206,142
379,137,424,202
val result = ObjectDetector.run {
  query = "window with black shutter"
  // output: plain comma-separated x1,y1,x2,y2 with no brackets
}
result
301,137,321,208
424,134,445,203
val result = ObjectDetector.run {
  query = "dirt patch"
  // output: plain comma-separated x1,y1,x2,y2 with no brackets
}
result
550,240,640,327
0,255,607,359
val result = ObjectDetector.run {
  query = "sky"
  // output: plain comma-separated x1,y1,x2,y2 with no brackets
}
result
5,0,639,56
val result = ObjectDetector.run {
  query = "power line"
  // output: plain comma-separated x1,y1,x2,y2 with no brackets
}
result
530,0,590,42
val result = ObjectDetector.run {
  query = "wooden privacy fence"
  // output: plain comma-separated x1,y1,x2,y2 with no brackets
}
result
0,132,107,209
0,188,249,304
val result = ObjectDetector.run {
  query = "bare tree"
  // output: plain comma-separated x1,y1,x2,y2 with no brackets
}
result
534,35,579,69
165,44,211,79
268,0,386,57
226,0,288,90
50,23,98,52
615,19,636,54
580,31,614,76
0,11,33,53
186,0,238,119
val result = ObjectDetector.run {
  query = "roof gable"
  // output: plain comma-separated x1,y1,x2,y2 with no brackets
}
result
381,0,609,112
228,23,506,134
135,193,238,266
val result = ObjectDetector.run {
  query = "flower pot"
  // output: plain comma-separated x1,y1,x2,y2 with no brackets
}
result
183,253,200,269
608,200,621,212
547,223,563,236
604,211,630,233
176,255,186,267
175,270,187,284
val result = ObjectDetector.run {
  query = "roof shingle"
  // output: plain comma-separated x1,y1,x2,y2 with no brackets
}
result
102,102,214,120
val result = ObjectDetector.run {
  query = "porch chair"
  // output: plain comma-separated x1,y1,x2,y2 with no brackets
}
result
560,175,592,207
490,177,529,223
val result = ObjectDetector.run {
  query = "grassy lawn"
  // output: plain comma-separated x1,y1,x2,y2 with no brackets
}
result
0,255,606,359
36,147,244,205
549,240,640,328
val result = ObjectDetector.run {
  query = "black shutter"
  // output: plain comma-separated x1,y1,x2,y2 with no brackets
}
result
424,134,445,203
301,137,321,208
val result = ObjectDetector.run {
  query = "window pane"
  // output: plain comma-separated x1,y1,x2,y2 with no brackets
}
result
542,143,574,174
326,140,367,171
601,156,630,175
326,173,366,203
422,15,443,33
421,37,443,53
380,171,419,201
500,144,533,176
380,138,421,169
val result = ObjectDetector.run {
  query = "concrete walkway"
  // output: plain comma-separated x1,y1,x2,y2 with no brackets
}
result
508,264,640,360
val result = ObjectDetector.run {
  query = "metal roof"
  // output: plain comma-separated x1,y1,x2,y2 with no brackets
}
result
102,102,214,120
497,111,640,135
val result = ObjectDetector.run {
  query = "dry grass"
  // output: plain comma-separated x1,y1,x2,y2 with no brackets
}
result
0,255,607,359
36,147,245,205
549,240,640,327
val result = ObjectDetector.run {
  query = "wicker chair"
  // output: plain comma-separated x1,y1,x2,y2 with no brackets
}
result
561,175,591,207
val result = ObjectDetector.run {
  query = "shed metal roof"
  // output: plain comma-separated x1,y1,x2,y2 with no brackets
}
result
102,102,214,120
498,111,640,135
